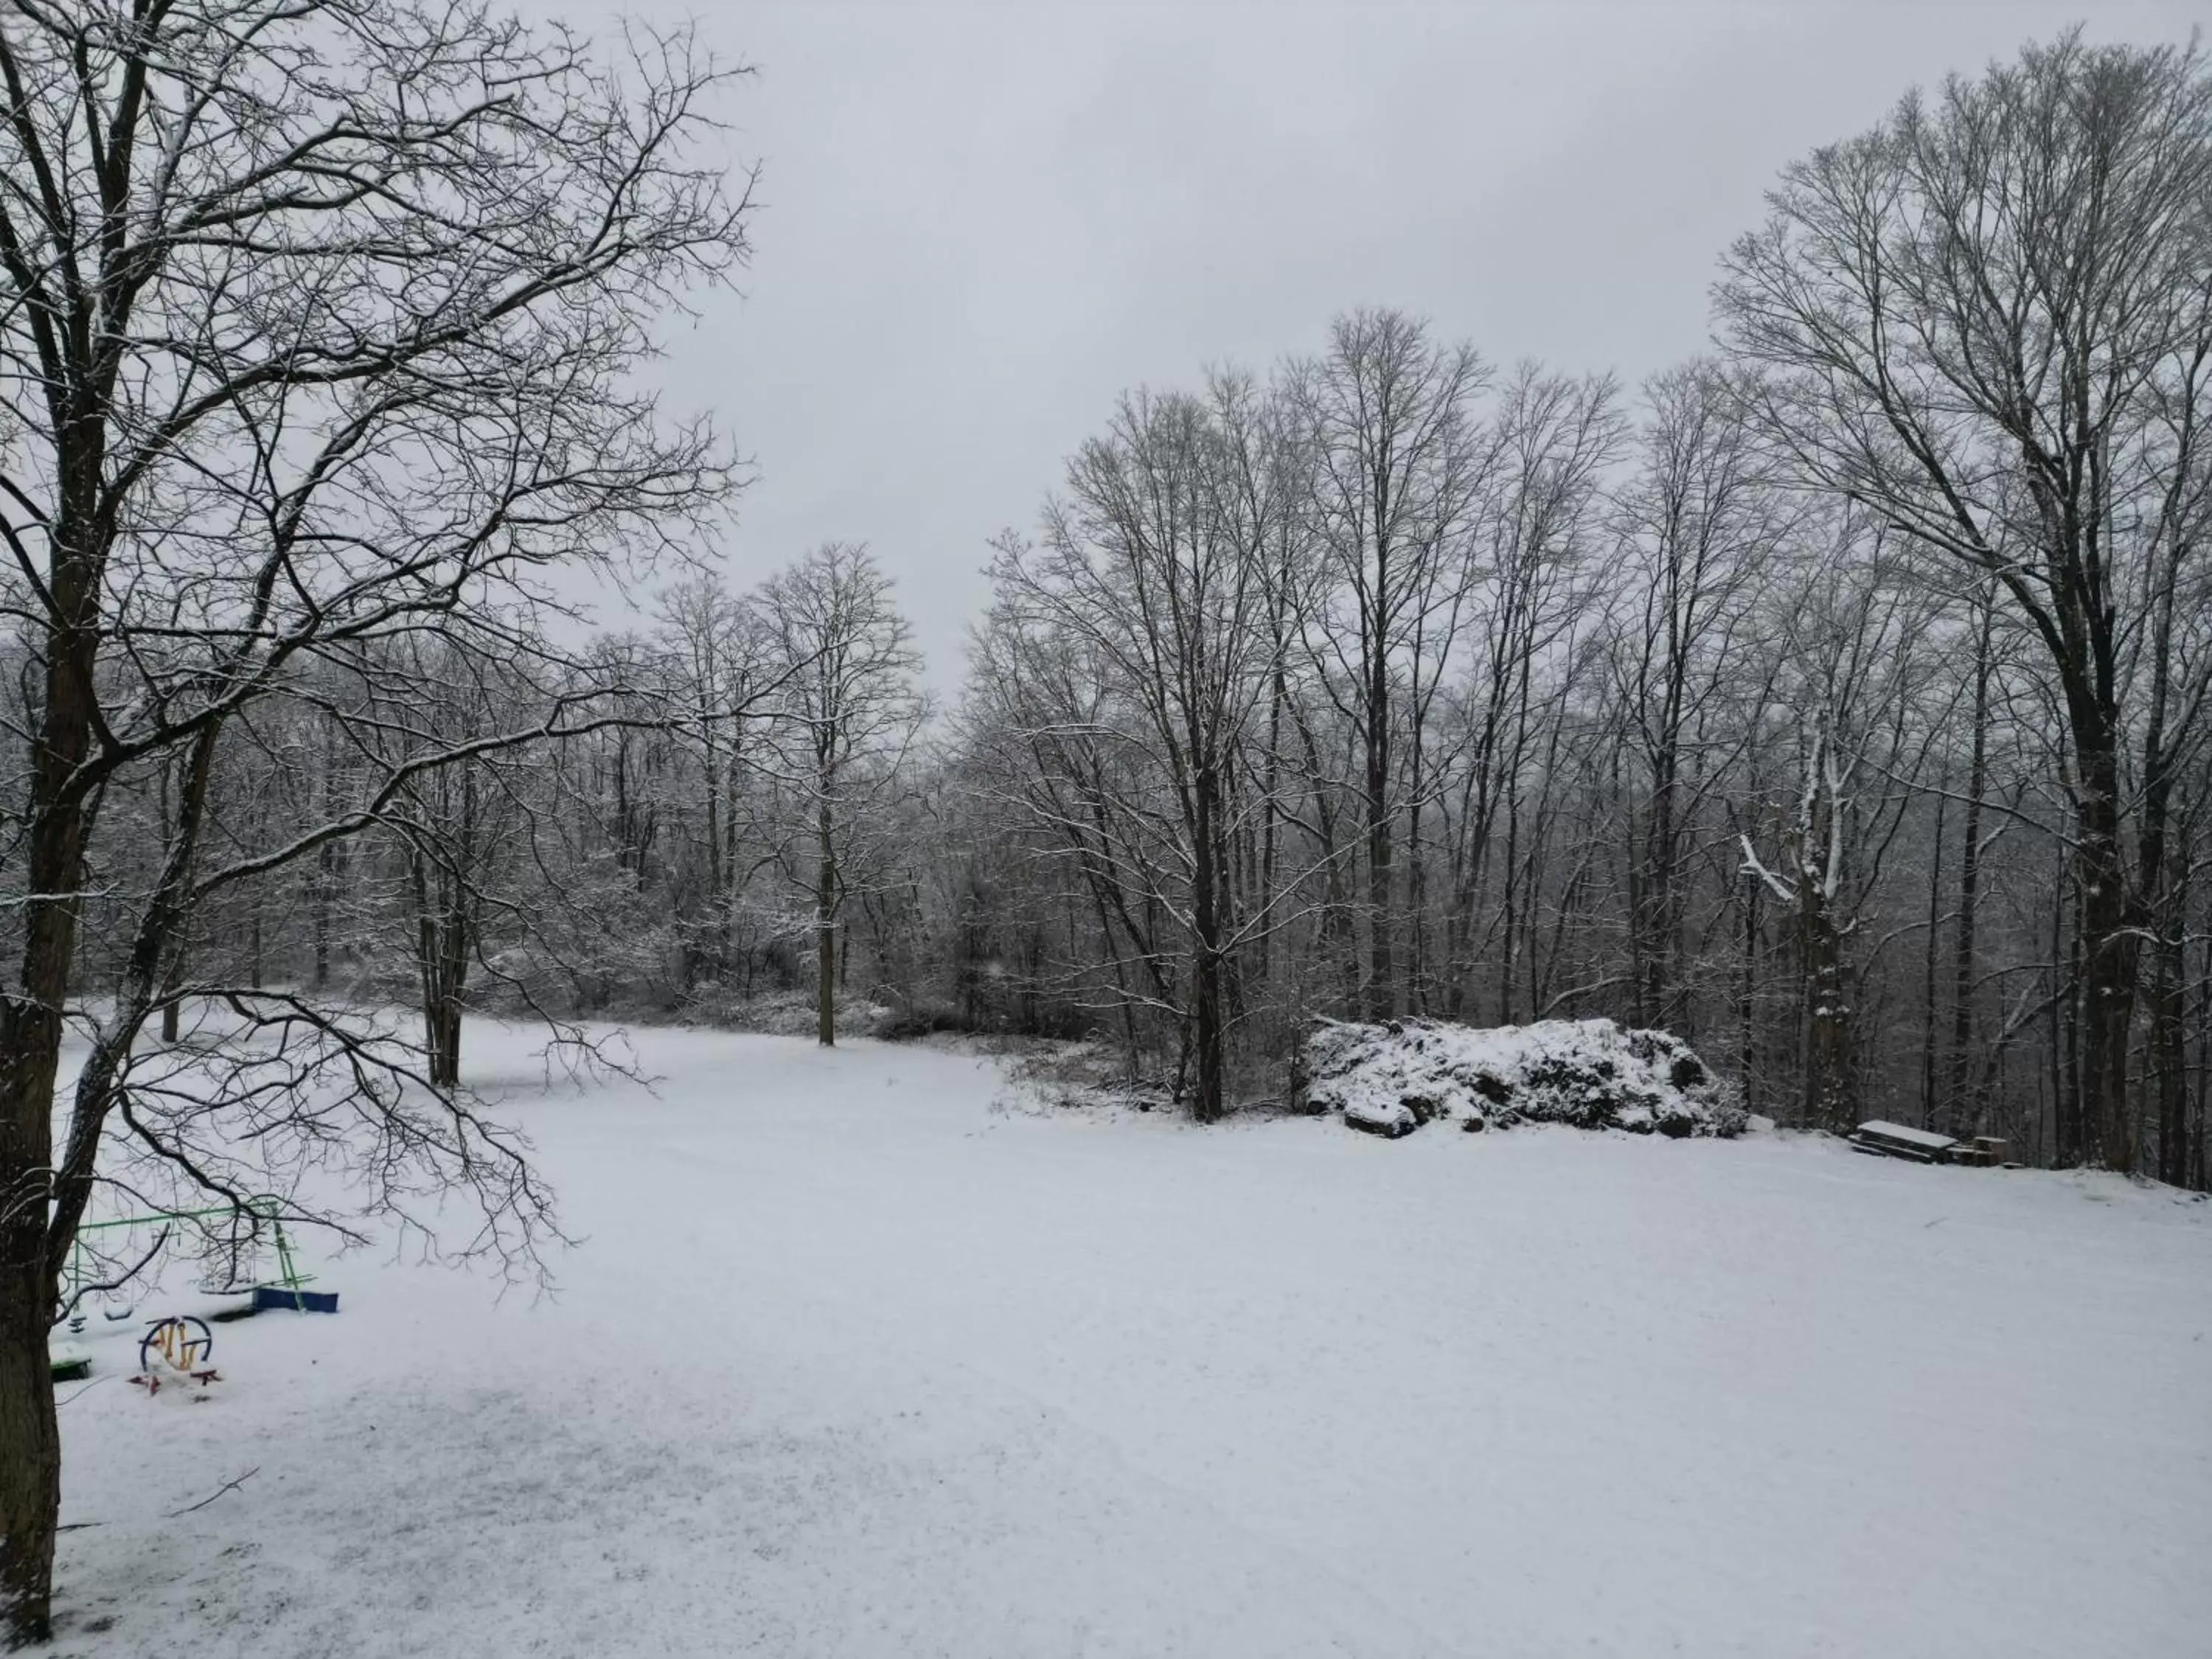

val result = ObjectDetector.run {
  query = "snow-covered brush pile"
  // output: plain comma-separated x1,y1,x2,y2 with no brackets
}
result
1304,1017,1747,1140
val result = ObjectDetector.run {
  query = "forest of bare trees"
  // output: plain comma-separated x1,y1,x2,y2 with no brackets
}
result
24,32,2203,1178
2,12,2208,1644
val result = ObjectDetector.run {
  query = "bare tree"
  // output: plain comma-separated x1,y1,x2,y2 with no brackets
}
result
1717,32,2212,1169
1941,584,2000,1136
1285,310,1489,1019
1607,364,1787,1033
1739,528,1935,1127
980,379,1312,1120
378,644,538,1089
0,2,751,1636
1433,364,1619,1020
655,578,773,987
758,544,927,1047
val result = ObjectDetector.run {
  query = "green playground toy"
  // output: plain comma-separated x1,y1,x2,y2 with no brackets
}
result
60,1194,339,1338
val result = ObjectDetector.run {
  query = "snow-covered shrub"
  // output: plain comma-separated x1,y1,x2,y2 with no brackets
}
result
1304,1018,1746,1140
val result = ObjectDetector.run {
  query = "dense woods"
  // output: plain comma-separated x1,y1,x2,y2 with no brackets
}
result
1,12,2208,1642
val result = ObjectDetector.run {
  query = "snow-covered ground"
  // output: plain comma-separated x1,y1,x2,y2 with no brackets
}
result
52,1024,2212,1658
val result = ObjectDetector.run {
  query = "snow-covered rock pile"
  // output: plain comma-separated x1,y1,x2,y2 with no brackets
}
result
1304,1017,1746,1140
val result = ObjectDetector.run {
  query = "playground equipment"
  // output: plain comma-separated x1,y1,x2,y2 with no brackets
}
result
57,1194,337,1350
131,1314,221,1396
52,1196,338,1380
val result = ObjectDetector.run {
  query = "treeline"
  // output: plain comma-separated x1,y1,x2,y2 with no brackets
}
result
956,30,2212,1181
13,32,2211,1191
21,544,931,1070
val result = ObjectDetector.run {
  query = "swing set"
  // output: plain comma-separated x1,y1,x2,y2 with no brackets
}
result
62,1194,339,1326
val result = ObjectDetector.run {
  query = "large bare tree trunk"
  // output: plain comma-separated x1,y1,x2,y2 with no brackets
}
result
2076,742,2140,1172
817,796,837,1048
1632,756,1678,1029
1802,885,1849,1130
1496,781,1523,1025
1191,763,1227,1122
0,428,105,1646
2195,927,2212,1191
414,854,470,1092
1736,875,1763,1117
2152,834,2191,1186
1945,605,1992,1134
1919,782,1947,1127
0,1000,66,1639
0,1246,59,1645
1365,664,1395,1020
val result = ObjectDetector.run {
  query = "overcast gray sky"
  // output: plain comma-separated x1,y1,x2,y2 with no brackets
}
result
535,0,2205,678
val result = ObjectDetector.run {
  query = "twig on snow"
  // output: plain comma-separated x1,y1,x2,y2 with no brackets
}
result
165,1467,260,1518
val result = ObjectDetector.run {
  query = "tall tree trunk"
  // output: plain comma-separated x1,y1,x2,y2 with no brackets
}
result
2058,854,2083,1166
1191,764,1225,1123
2194,924,2212,1192
413,852,468,1092
703,742,724,985
1258,658,1284,989
1290,707,1354,1012
1497,781,1522,1025
1365,701,1394,1020
1736,876,1761,1117
1946,608,1991,1134
0,1252,58,1646
1,484,105,1641
160,757,187,1042
1404,790,1427,1017
1635,742,1678,1029
722,756,742,975
1802,886,1849,1130
2152,824,2190,1185
2076,744,2140,1171
1920,782,1948,1127
431,990,465,1091
313,719,340,992
816,793,837,1048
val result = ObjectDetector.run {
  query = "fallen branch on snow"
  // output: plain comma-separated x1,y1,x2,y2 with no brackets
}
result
166,1467,260,1518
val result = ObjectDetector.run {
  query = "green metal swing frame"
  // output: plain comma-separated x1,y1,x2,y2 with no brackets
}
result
63,1193,316,1312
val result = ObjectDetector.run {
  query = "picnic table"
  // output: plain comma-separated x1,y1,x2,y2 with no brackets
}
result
1850,1120,1958,1164
1850,1121,2010,1166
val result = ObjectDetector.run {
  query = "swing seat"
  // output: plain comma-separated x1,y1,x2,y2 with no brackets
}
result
251,1285,338,1313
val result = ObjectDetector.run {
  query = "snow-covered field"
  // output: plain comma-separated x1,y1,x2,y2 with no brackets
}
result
52,1025,2212,1658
